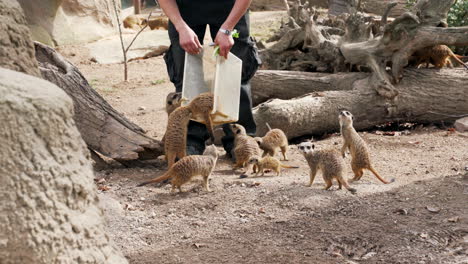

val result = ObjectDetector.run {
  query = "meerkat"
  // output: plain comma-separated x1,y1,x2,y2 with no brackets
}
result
187,92,218,142
247,155,298,177
230,124,261,173
164,105,192,168
339,111,394,184
147,16,169,30
161,92,182,146
166,92,182,116
412,45,468,70
123,15,147,30
137,145,218,192
298,141,356,194
254,123,289,160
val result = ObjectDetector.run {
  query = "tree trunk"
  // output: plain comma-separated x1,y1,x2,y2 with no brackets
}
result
251,70,367,105
0,68,127,264
35,42,163,163
253,68,468,138
262,0,468,99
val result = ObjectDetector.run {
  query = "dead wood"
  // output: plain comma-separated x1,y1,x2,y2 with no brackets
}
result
262,0,468,100
35,42,163,163
253,68,468,138
251,70,367,105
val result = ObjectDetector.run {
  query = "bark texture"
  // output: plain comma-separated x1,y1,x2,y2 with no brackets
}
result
0,0,40,77
253,69,468,138
35,42,163,162
251,70,367,105
262,0,468,99
0,68,127,264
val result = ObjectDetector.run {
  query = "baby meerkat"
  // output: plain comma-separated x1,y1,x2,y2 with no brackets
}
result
230,124,261,173
298,142,356,193
137,145,218,192
254,123,289,160
164,106,192,168
247,155,298,177
339,111,394,184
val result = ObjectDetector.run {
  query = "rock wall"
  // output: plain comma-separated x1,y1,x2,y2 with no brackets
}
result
0,0,40,76
0,67,128,264
17,0,120,46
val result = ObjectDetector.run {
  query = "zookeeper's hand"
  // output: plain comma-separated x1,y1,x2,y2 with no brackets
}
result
214,31,234,59
178,25,202,54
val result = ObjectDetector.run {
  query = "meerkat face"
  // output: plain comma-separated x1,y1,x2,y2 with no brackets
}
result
230,124,246,136
248,156,260,165
166,92,181,107
338,110,354,126
298,142,315,154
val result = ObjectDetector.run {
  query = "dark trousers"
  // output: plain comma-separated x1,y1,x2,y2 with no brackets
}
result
163,12,261,155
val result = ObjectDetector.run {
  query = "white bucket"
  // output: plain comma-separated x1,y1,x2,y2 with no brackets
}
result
181,45,242,125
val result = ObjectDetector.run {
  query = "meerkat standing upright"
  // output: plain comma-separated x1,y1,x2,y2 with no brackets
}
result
186,92,219,142
339,111,394,184
164,105,192,168
298,141,356,193
138,145,218,192
230,124,261,174
254,123,289,160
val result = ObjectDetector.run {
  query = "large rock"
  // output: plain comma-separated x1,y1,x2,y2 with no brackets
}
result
17,0,120,46
0,67,127,264
0,0,40,77
454,117,468,132
86,30,170,64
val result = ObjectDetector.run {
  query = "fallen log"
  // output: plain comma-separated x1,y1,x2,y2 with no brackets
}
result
253,68,468,138
35,42,163,163
251,70,367,105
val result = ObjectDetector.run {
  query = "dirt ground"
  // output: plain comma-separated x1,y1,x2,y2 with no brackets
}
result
57,11,468,264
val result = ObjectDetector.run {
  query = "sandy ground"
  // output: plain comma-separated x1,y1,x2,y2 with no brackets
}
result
57,11,468,264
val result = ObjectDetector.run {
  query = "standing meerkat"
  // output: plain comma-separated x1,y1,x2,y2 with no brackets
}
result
247,155,298,177
254,123,289,160
298,142,356,194
230,124,261,173
339,111,394,184
164,106,192,168
137,145,218,192
162,92,182,146
186,92,218,142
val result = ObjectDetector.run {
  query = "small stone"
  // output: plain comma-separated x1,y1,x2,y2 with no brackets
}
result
140,197,146,201
362,252,377,260
138,106,146,111
425,206,440,213
448,216,459,223
454,117,468,132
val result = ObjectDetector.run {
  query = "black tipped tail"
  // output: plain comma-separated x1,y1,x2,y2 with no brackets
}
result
137,181,151,187
348,187,357,194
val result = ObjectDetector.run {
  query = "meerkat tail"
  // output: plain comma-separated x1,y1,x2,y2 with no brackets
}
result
368,167,393,184
280,164,299,169
265,122,272,131
450,54,468,70
137,172,172,187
